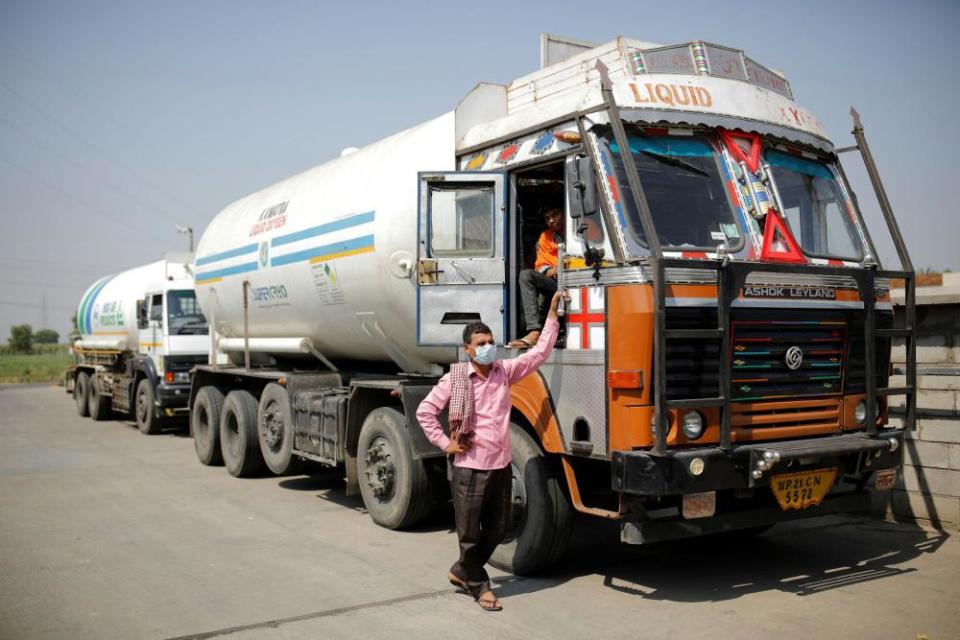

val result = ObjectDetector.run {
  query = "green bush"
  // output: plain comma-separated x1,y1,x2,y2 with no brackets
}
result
34,329,60,344
9,324,32,353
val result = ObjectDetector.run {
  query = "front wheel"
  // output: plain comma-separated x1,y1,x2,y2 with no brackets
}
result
357,407,432,529
489,423,573,576
135,379,162,434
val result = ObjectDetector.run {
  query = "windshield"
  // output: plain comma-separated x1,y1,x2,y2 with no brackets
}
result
605,132,743,251
167,290,208,335
765,151,863,260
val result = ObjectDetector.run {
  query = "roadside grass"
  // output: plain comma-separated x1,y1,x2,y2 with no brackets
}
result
0,344,72,385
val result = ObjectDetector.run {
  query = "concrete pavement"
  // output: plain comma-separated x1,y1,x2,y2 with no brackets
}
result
0,384,957,639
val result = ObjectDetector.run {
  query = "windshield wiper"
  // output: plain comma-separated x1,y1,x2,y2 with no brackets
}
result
639,150,710,177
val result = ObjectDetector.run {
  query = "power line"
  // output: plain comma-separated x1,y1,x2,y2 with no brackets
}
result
0,115,186,225
0,256,126,270
0,299,75,311
0,78,208,219
0,156,171,243
0,280,89,289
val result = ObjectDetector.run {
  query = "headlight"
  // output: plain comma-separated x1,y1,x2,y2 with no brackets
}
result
681,411,704,439
650,412,670,437
854,400,867,424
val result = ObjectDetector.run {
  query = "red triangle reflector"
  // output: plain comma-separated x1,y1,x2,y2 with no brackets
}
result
760,210,806,263
720,129,762,173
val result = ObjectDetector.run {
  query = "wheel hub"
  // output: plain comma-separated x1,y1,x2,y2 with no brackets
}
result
364,436,396,499
263,404,283,450
505,461,528,541
136,388,148,422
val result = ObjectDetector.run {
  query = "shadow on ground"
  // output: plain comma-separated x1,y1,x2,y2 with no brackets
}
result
492,515,949,603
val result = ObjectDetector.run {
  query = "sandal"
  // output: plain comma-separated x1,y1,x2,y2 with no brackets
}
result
475,590,502,612
506,337,536,350
448,572,470,594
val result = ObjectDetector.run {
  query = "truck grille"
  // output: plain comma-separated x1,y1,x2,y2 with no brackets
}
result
732,397,841,432
665,307,720,401
730,316,847,401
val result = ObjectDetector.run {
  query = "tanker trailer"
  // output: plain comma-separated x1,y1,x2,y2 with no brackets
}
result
190,34,914,576
69,254,209,434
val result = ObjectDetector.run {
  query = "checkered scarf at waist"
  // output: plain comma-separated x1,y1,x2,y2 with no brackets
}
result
448,362,475,440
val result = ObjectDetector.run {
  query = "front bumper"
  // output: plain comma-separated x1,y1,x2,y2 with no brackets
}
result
612,430,904,496
611,430,904,544
156,382,191,411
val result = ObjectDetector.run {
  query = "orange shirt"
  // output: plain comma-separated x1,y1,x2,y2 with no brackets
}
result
534,230,560,272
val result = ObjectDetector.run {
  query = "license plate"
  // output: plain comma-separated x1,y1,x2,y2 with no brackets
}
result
770,468,837,511
874,468,896,491
682,491,716,519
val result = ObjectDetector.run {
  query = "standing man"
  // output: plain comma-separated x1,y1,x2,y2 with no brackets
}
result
509,206,564,349
416,289,567,611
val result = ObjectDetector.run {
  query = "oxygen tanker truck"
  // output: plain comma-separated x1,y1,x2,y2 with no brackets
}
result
189,34,916,574
69,255,209,434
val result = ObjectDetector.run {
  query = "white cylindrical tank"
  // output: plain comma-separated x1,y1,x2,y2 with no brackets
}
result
76,259,192,351
194,112,457,373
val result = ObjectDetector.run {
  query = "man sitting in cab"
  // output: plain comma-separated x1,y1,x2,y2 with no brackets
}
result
508,206,564,349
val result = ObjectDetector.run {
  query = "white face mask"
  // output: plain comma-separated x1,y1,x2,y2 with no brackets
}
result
472,343,496,365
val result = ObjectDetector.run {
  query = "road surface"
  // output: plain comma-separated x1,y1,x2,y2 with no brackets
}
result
0,384,956,639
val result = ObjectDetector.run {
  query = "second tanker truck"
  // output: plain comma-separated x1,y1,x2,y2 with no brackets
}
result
188,34,915,575
69,255,209,434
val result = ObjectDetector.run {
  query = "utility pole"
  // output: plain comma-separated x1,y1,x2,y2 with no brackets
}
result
41,293,47,328
176,225,194,252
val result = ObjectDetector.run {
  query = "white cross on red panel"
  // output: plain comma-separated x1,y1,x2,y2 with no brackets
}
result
565,286,605,350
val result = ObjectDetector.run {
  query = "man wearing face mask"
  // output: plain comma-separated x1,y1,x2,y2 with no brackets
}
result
416,289,567,612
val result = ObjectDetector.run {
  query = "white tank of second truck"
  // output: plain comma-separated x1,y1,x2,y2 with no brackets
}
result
194,112,456,373
75,258,193,351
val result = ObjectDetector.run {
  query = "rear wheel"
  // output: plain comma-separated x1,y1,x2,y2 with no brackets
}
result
192,386,224,466
489,423,573,575
257,383,300,475
220,390,263,477
74,371,91,417
88,374,111,421
357,407,432,529
135,379,162,434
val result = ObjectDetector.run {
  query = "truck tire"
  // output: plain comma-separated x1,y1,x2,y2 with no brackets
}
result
74,371,91,417
257,383,301,475
489,423,573,576
135,378,163,434
192,386,224,466
220,390,263,477
357,407,432,529
88,374,112,421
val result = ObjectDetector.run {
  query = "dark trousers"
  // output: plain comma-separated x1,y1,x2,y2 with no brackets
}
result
519,268,557,331
449,464,513,594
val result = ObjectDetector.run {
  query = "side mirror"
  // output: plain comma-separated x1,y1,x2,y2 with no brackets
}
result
136,300,148,329
566,153,598,222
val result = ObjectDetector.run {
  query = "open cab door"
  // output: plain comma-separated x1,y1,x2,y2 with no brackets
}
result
416,172,507,346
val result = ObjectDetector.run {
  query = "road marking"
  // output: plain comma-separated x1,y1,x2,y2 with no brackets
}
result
164,588,454,640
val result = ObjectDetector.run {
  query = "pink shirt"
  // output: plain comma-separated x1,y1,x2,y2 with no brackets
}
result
416,318,559,470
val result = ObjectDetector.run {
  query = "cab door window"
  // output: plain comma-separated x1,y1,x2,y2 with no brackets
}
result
429,184,494,256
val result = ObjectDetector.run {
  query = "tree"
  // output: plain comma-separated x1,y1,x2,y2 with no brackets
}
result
34,329,60,344
9,324,33,353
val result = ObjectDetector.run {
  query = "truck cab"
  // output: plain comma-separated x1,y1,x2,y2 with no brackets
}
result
135,284,210,427
412,37,915,557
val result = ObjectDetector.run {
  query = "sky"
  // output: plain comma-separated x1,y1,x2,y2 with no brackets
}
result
1,0,958,343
